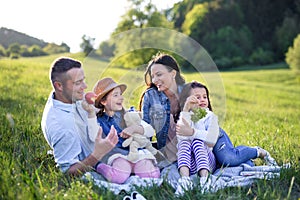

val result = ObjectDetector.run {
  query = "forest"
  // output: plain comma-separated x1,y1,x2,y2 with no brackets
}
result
97,0,300,70
1,0,300,70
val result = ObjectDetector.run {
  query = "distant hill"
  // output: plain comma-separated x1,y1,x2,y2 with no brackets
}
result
0,27,48,48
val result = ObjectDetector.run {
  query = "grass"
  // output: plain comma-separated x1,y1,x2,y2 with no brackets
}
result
0,55,299,199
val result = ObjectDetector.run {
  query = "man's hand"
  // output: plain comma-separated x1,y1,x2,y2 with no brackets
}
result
67,126,118,176
176,118,194,136
91,125,118,160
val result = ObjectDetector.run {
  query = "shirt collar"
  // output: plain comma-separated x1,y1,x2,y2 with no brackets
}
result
101,112,114,122
50,92,74,113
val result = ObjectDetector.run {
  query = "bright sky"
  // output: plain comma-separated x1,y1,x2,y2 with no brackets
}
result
1,0,181,52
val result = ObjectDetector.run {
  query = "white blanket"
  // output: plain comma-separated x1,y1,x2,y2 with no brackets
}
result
84,163,289,195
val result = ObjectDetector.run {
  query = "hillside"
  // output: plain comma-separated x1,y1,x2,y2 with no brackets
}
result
0,27,48,48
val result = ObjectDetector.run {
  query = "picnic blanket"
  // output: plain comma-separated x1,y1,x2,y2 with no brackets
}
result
162,163,287,193
84,163,288,195
82,172,163,195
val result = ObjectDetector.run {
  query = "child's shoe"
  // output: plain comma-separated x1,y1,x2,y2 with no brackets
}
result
175,176,193,196
200,176,212,194
256,146,278,166
131,191,147,200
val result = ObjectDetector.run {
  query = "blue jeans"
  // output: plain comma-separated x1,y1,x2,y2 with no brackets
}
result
213,128,258,167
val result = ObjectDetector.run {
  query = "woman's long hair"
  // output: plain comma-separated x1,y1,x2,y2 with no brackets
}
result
139,52,185,110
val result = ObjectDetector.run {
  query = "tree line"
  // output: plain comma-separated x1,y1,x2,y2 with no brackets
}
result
0,42,70,59
95,0,300,70
2,0,299,70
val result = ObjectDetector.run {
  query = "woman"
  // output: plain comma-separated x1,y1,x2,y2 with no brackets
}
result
139,52,185,167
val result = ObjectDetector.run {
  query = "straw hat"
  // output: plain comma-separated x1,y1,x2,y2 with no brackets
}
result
93,77,127,108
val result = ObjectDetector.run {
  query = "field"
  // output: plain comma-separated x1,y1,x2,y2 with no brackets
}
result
0,54,299,199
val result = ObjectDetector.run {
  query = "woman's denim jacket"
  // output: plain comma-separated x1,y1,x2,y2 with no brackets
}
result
141,85,183,149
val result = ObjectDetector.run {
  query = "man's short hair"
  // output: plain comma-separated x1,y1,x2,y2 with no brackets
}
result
50,57,82,86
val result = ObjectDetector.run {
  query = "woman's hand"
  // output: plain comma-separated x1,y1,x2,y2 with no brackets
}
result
176,118,194,136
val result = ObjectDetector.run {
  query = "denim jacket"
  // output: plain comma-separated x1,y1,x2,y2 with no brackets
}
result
141,85,183,149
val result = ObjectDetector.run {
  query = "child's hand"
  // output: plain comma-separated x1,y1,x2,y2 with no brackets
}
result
183,95,199,112
82,100,96,117
176,118,194,136
119,132,131,139
121,124,143,138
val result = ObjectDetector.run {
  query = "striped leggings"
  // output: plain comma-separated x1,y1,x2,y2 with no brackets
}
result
177,139,216,175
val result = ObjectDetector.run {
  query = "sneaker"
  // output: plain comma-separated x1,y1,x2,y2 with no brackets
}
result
175,176,193,196
131,191,147,200
123,195,131,200
264,152,278,166
199,176,212,194
256,146,278,166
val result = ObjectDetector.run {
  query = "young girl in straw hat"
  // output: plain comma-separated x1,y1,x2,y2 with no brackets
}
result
88,77,160,184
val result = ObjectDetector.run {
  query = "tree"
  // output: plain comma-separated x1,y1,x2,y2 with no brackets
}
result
28,45,47,56
286,34,300,71
167,0,202,31
43,42,70,54
182,3,209,36
7,43,21,58
0,44,6,57
98,41,115,58
109,0,174,68
80,35,95,56
275,16,300,59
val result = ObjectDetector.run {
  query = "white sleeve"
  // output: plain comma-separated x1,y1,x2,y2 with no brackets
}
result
140,120,155,138
87,117,99,142
192,112,219,146
192,128,209,141
178,111,192,125
206,113,219,145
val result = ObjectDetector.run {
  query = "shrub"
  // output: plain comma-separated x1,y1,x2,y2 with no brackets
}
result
249,48,274,65
286,34,300,71
0,44,6,57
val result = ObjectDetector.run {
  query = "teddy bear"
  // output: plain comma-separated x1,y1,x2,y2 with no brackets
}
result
122,109,158,162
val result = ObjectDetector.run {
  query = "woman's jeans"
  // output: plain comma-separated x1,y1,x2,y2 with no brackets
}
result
213,128,258,167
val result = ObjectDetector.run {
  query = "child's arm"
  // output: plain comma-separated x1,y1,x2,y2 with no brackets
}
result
194,113,219,147
82,100,98,142
177,111,219,146
121,120,155,139
177,111,205,139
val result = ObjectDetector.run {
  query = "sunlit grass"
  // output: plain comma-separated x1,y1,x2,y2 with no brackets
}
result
0,56,299,199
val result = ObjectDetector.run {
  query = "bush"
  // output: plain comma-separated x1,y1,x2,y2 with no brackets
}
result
215,57,232,69
249,48,274,65
275,17,299,58
0,44,6,57
286,34,300,71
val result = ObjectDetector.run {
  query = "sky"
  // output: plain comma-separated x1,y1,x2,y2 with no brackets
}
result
1,0,181,52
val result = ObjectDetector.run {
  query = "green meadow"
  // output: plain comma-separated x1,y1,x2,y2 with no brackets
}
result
0,54,299,199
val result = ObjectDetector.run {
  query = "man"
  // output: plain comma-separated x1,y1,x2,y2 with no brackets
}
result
41,57,118,176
